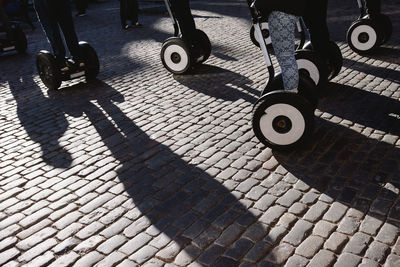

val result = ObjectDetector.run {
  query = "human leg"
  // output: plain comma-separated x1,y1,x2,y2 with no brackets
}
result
303,0,330,56
365,0,381,17
53,0,82,61
120,0,129,28
33,0,66,63
169,0,196,39
268,11,298,91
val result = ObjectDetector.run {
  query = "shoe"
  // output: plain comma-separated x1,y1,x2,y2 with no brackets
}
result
134,22,143,27
123,24,131,30
76,12,86,17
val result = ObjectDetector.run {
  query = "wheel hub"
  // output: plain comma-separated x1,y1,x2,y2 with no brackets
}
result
272,115,292,134
171,52,181,64
358,32,369,43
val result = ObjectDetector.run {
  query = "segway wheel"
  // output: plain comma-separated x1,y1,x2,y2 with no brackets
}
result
250,22,272,48
12,24,27,54
79,41,100,80
326,41,343,80
377,14,392,45
252,91,314,150
36,51,61,90
193,29,211,64
295,50,328,91
161,37,191,74
346,19,381,55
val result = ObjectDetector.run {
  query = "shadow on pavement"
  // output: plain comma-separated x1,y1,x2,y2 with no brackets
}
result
173,64,259,104
320,82,399,136
7,74,73,169
343,57,400,84
274,116,399,226
47,79,279,265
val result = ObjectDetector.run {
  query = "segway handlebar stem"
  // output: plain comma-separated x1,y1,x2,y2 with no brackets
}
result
164,0,180,36
246,0,275,86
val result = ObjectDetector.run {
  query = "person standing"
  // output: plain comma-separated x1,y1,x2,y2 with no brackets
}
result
120,0,142,29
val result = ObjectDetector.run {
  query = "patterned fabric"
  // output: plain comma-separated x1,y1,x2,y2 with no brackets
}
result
268,11,298,91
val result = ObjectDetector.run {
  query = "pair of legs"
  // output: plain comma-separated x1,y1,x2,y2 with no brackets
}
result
34,0,83,66
120,0,140,28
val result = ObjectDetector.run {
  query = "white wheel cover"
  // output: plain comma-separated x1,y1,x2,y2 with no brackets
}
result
255,22,271,46
163,44,189,72
259,103,306,146
297,58,320,85
350,24,377,51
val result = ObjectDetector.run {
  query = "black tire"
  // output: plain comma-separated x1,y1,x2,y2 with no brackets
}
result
377,14,392,45
260,71,318,110
36,51,61,90
250,23,273,49
252,91,314,150
346,18,381,55
326,41,343,80
79,41,100,80
192,29,211,64
295,49,328,91
161,37,191,74
13,25,27,54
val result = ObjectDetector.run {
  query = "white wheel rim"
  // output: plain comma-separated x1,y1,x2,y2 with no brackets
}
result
297,58,320,85
163,44,189,72
350,24,377,51
255,22,271,45
259,103,305,146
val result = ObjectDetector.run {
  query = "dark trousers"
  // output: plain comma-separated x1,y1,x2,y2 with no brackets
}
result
34,0,82,62
120,0,139,27
303,0,330,56
365,0,381,16
75,0,88,14
169,0,196,38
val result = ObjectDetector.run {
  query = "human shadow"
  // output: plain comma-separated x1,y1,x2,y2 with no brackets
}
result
173,65,259,104
47,80,277,265
319,82,399,136
6,75,72,168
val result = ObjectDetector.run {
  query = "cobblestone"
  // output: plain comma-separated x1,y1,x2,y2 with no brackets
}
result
0,0,399,266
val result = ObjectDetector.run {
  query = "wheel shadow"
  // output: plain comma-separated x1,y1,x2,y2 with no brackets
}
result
343,57,400,83
173,64,260,104
320,82,399,136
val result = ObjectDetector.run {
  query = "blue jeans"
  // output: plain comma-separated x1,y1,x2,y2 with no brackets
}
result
268,11,298,91
34,0,82,62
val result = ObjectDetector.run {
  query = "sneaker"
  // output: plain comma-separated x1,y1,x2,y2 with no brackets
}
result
76,12,86,17
134,22,143,27
123,24,131,30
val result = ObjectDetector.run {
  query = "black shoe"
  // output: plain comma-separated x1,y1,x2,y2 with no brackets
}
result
76,12,86,17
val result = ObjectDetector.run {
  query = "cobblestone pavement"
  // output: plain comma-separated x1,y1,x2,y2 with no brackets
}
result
0,0,399,266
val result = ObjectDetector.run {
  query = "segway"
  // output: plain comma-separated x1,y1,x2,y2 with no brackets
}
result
247,1,318,150
36,41,99,90
0,22,27,54
346,0,392,54
160,0,211,74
